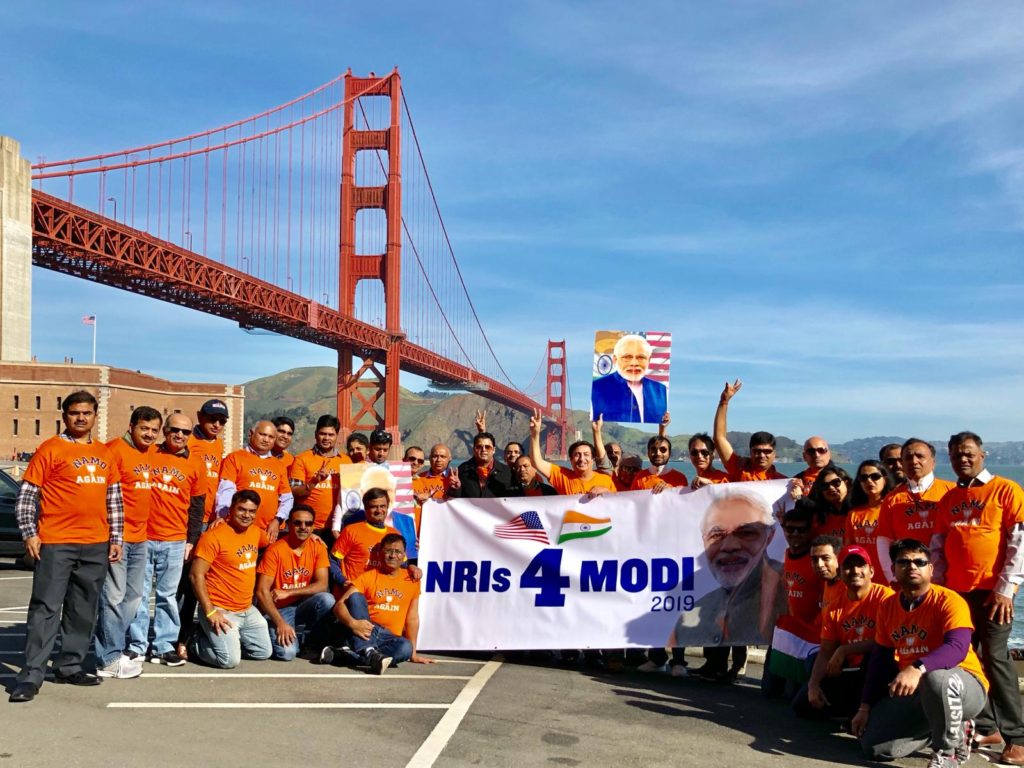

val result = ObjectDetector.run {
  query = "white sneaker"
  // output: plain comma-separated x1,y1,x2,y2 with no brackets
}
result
636,660,665,673
97,654,144,679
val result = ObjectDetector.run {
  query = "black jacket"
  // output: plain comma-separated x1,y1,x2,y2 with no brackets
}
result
449,459,515,498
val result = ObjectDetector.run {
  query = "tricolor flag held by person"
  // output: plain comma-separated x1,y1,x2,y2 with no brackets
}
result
493,511,550,544
81,315,96,325
767,614,820,683
557,510,612,544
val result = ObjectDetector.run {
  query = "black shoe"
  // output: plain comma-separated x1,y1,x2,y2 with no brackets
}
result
366,650,392,675
53,671,101,686
149,650,186,667
8,682,39,702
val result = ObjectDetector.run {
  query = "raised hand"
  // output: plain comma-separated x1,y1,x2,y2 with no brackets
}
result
475,409,486,433
721,379,743,401
529,408,543,438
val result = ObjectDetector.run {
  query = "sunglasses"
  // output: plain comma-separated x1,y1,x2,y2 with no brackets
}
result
206,416,228,425
750,448,774,456
859,472,884,482
824,478,845,489
894,557,930,568
407,458,425,465
290,520,314,527
165,427,191,435
689,449,711,457
804,446,829,455
782,525,810,534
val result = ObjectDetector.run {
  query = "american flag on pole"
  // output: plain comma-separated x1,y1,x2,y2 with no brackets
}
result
494,511,550,544
81,315,96,326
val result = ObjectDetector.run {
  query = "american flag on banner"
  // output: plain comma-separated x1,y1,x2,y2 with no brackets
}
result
386,460,416,517
644,331,671,386
81,315,96,326
494,511,550,544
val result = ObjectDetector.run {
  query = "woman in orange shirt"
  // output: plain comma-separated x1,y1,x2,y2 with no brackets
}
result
809,467,853,542
846,460,895,583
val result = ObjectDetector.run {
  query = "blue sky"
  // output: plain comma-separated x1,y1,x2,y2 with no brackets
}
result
4,2,1024,442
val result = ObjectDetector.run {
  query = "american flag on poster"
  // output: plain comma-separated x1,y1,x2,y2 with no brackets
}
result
494,511,551,544
386,460,416,518
644,331,671,385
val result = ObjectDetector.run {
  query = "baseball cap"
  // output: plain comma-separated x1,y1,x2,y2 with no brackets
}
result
839,544,872,565
369,428,393,445
199,399,229,418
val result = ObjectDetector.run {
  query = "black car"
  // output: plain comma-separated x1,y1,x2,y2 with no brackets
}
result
0,468,32,567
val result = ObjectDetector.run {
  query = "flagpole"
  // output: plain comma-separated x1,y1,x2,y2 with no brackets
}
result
92,316,97,364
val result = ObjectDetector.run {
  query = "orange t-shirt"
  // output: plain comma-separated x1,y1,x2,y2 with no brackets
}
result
935,477,1024,593
631,467,689,490
275,450,295,472
105,437,155,544
846,504,887,582
874,584,988,690
24,436,112,545
696,468,730,484
332,521,400,582
147,447,204,541
724,454,787,483
811,512,847,544
783,549,824,641
546,464,617,496
351,567,421,636
219,450,290,535
611,472,633,492
187,433,223,523
257,536,330,608
877,478,955,543
193,522,261,613
821,582,893,666
289,450,350,529
412,472,451,536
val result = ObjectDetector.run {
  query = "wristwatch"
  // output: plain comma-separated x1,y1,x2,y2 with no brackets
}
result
911,660,927,673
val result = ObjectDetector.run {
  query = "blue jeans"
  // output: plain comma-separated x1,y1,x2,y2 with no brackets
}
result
93,540,148,666
267,592,336,661
338,593,412,664
128,539,186,656
191,605,272,669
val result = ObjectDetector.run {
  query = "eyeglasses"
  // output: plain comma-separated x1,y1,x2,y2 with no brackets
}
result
407,458,425,465
859,472,884,482
207,416,228,425
750,448,774,456
291,520,314,527
824,478,845,489
804,446,829,455
894,557,930,569
689,449,711,457
782,525,810,534
381,548,405,556
166,427,191,435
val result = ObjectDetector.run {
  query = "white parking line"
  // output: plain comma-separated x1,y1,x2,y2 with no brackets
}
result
0,575,34,581
140,672,473,680
108,708,452,712
0,606,29,612
406,659,502,768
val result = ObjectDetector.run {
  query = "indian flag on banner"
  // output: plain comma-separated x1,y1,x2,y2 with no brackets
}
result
557,511,612,544
767,614,820,683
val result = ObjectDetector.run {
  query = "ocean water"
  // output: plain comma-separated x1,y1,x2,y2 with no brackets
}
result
667,461,1024,646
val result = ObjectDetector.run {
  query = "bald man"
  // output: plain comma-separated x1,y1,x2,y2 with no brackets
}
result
794,437,834,492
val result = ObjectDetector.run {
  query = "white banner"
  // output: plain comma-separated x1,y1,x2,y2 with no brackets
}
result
418,480,791,650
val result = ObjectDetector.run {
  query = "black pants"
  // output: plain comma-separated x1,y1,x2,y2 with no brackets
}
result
648,647,687,667
964,589,1024,744
18,543,108,687
792,664,866,719
176,557,198,646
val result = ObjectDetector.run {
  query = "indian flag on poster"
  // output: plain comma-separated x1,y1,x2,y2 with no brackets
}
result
557,511,612,544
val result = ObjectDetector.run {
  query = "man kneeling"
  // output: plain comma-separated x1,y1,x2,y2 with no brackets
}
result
189,491,272,668
852,538,988,768
320,533,433,674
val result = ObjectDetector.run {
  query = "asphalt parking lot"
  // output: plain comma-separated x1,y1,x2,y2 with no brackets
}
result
0,561,967,768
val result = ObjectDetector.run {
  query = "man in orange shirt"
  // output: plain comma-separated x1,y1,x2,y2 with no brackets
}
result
931,431,1024,764
794,437,834,493
189,490,272,668
612,455,643,492
875,439,955,582
256,504,335,660
290,415,351,532
631,435,688,492
713,380,787,482
330,488,401,588
10,391,124,702
128,412,205,667
794,544,893,720
216,420,293,547
320,533,431,674
271,416,296,472
177,398,227,657
528,410,615,497
93,406,162,680
853,538,987,767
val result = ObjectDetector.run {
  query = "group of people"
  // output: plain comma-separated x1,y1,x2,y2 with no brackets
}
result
6,382,1024,768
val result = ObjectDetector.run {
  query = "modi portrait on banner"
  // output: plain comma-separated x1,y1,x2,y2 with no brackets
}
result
590,330,671,424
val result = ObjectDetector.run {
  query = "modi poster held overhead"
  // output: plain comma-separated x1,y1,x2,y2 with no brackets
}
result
417,480,791,650
590,330,671,424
